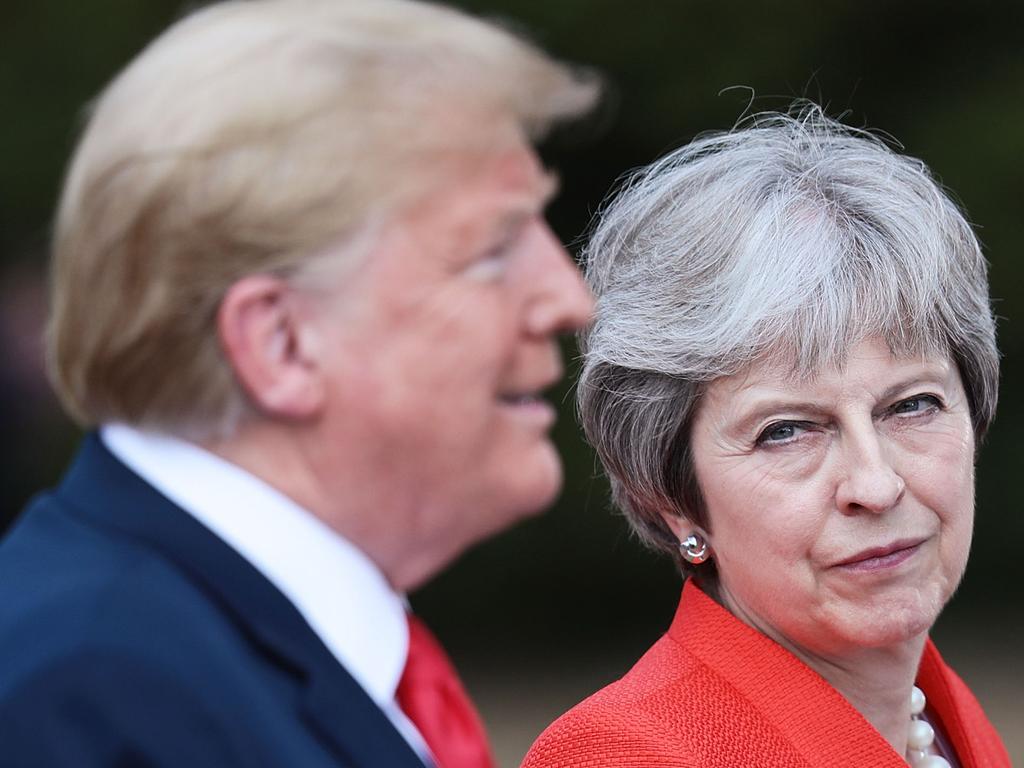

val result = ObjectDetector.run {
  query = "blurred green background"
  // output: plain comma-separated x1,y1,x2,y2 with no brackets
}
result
2,0,1021,763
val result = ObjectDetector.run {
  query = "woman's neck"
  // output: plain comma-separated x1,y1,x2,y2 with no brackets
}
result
799,638,928,755
705,577,928,756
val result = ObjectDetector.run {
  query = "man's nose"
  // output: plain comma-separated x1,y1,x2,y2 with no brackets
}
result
524,224,595,337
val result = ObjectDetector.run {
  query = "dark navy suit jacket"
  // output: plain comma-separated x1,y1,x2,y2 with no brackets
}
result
0,434,427,768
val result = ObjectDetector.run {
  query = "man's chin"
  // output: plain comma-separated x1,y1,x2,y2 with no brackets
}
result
512,444,564,516
467,450,564,534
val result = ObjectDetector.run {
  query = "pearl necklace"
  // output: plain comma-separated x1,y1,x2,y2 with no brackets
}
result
906,686,951,767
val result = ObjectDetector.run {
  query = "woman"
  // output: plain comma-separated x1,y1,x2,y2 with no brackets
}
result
523,107,1010,768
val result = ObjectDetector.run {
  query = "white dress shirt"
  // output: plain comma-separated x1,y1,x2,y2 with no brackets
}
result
101,424,431,764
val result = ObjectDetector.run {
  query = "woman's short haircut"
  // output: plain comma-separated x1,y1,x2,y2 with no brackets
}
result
577,104,999,575
48,0,598,438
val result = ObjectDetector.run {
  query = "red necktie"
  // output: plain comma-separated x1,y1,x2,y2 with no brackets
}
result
396,614,496,768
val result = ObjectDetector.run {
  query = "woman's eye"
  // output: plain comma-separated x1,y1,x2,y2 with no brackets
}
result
756,422,805,445
891,395,942,417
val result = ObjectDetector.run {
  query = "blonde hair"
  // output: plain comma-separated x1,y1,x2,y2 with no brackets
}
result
48,0,598,437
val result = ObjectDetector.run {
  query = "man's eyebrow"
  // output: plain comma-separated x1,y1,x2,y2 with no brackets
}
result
472,169,562,251
487,171,561,236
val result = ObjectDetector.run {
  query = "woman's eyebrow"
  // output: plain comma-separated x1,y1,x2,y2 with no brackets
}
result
725,396,832,438
874,371,951,405
729,370,954,434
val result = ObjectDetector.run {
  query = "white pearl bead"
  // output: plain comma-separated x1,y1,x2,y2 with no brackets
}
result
910,686,926,716
917,756,951,768
907,719,936,751
907,749,928,765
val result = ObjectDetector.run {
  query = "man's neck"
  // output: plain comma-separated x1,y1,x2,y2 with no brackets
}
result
201,421,452,592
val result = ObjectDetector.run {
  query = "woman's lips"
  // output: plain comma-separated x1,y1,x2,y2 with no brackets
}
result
831,538,926,573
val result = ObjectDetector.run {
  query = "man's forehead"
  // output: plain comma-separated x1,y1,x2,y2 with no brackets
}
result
473,168,558,243
427,147,557,214
491,168,559,218
472,143,557,195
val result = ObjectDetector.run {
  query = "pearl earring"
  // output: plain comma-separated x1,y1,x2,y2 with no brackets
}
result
680,533,711,565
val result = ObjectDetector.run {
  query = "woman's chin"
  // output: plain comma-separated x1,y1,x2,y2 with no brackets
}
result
824,596,942,652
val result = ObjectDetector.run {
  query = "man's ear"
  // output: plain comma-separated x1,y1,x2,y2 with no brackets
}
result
217,274,325,420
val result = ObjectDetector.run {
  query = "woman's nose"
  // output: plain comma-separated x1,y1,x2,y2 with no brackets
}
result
834,430,906,515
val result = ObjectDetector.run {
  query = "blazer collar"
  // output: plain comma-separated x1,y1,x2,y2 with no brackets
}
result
56,433,425,768
673,581,1009,766
916,637,1010,766
100,423,408,710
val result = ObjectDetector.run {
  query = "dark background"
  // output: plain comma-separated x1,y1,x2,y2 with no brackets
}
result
2,0,1021,762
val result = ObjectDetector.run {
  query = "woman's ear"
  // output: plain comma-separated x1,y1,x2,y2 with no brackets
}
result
659,511,708,543
660,511,713,565
659,511,687,541
217,274,326,420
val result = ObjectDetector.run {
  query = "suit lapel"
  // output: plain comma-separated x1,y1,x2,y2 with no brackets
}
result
303,672,434,768
56,434,426,768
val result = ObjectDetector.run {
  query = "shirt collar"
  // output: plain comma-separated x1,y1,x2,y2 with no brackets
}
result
100,423,408,707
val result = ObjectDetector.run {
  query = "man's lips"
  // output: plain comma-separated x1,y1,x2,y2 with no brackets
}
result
498,382,559,427
831,538,926,571
498,368,563,405
499,394,548,405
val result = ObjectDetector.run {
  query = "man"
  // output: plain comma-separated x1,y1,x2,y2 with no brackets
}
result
0,1,598,766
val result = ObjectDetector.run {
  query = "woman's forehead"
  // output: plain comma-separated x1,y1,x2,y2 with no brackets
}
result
707,338,957,403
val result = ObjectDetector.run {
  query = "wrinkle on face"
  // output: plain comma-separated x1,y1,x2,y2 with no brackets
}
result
688,336,976,659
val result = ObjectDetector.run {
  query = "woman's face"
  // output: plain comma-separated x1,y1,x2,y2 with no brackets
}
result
688,336,976,657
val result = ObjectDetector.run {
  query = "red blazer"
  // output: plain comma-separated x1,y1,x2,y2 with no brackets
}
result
523,580,1009,768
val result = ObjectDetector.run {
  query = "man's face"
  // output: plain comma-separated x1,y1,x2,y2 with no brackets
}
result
305,143,593,586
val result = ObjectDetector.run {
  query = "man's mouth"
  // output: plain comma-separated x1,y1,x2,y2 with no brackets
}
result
497,389,557,427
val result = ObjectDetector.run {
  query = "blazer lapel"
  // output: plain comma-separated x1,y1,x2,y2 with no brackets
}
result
56,434,426,768
916,640,1012,768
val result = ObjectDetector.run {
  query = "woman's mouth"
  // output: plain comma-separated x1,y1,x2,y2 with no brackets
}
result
831,538,926,573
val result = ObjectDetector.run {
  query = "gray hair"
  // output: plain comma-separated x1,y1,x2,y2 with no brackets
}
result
577,105,999,574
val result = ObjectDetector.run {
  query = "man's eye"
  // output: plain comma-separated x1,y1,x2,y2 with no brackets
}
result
464,248,510,281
